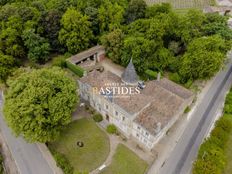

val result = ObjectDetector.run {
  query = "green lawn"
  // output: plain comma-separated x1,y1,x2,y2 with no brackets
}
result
49,118,110,173
224,129,232,174
101,144,148,174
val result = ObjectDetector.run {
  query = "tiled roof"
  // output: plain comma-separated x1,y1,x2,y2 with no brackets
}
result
79,70,194,135
68,45,105,64
121,59,139,85
154,78,193,100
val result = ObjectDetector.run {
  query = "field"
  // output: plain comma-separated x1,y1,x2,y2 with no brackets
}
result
146,0,216,9
101,144,148,174
48,118,110,173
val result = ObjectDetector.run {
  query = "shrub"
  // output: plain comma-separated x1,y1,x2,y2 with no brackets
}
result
145,69,158,80
107,124,117,134
184,79,193,88
184,106,190,113
52,55,67,68
49,148,74,174
93,114,103,122
169,72,181,83
66,61,85,77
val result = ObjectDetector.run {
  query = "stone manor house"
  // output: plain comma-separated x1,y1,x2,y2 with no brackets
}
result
72,46,194,150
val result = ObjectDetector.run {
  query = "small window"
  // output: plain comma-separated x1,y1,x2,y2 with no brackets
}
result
145,132,149,137
136,133,140,138
105,104,108,110
137,126,140,130
122,116,125,121
99,107,101,111
115,111,118,116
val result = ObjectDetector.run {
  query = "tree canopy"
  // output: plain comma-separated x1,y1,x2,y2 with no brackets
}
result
59,8,93,54
3,67,78,142
0,1,231,85
0,53,16,83
179,35,227,82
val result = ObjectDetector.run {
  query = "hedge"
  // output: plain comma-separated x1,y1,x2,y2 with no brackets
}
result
145,69,158,80
49,148,74,174
66,61,85,77
192,88,232,174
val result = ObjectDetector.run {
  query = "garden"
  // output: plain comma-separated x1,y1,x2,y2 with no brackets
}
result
48,118,110,173
101,144,148,174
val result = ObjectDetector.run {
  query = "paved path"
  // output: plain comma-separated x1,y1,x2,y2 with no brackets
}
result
148,53,232,174
0,92,54,174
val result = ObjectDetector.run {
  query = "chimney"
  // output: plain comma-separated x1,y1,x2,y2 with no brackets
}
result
157,72,161,81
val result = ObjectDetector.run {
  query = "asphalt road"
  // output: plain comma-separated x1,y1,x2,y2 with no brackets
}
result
156,55,232,174
0,92,54,174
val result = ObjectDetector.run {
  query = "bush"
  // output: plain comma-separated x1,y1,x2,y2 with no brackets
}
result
184,79,193,88
93,114,103,122
66,61,85,77
169,72,181,83
145,69,158,80
49,148,74,174
52,55,67,68
184,106,190,113
107,124,117,134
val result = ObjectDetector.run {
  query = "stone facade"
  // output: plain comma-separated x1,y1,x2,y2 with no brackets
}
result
78,61,194,150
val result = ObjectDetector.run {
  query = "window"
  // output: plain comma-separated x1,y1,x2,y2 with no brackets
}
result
136,133,140,138
99,107,101,111
105,104,108,110
122,116,125,121
137,126,140,130
145,132,149,137
115,111,118,116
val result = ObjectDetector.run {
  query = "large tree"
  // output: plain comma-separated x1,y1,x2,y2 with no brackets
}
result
0,53,16,83
98,0,124,33
22,29,50,63
0,16,25,58
39,10,62,51
101,29,124,64
3,67,78,143
124,0,147,24
59,8,93,54
179,35,227,82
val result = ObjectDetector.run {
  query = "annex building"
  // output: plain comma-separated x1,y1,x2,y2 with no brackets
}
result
78,58,194,149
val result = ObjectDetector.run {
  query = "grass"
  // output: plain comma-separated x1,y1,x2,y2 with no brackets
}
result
48,118,110,173
101,144,148,174
224,126,232,174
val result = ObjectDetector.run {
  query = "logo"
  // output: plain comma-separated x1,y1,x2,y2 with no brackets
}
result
92,83,140,98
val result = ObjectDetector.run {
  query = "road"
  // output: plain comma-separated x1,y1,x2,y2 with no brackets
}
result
0,92,54,174
148,54,232,174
